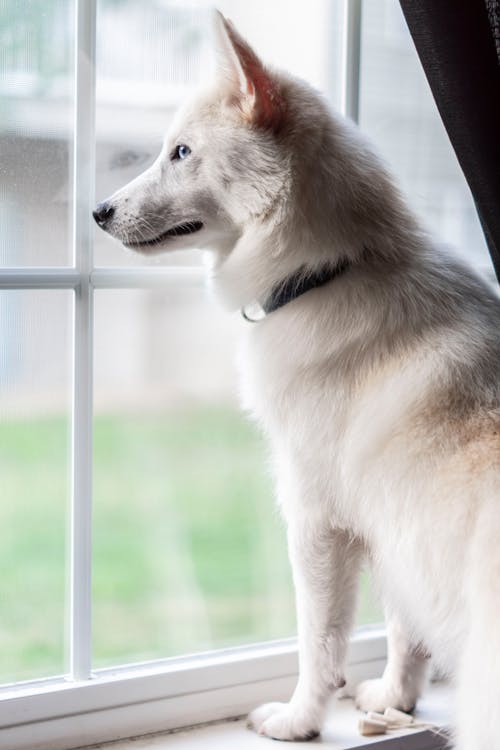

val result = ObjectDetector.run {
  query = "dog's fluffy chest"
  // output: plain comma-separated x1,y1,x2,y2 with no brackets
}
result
238,313,437,527
239,310,426,440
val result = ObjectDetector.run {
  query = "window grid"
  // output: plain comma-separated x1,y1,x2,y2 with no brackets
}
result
0,0,209,684
70,0,96,683
0,0,362,684
0,3,373,747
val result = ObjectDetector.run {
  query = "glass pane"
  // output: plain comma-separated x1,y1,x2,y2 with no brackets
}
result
0,0,74,266
93,286,295,666
359,0,493,272
94,0,344,267
0,290,71,683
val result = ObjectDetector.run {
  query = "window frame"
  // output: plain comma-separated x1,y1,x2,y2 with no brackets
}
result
0,2,386,748
0,629,387,750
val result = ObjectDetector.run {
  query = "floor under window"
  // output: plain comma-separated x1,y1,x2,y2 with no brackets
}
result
81,683,451,750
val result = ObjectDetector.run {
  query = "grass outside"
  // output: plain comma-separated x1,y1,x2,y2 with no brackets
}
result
0,407,382,683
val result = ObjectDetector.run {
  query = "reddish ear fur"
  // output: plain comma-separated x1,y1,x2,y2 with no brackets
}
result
215,12,285,131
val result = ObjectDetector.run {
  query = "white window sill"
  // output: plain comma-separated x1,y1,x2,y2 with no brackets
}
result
1,629,389,750
82,682,451,750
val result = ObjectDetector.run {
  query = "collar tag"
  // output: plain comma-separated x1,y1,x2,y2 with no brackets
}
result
241,300,266,323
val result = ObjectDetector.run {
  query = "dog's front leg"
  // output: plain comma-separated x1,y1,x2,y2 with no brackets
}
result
248,522,363,741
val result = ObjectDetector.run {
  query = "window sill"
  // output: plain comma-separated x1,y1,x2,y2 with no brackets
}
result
0,629,387,750
80,682,451,750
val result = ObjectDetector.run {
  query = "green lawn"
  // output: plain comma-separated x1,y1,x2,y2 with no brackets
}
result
0,408,382,683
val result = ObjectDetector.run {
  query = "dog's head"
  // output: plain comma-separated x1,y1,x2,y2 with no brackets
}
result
93,12,290,259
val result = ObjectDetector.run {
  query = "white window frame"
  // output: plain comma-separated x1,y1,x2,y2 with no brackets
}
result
0,3,386,749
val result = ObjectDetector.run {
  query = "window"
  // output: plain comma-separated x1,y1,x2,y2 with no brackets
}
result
0,1,486,748
359,0,492,272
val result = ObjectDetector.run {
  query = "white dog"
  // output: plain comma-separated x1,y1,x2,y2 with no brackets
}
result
94,12,500,748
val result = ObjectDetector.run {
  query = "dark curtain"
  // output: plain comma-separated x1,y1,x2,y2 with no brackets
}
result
399,0,500,283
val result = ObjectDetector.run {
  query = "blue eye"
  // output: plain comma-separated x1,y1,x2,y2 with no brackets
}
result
173,144,191,161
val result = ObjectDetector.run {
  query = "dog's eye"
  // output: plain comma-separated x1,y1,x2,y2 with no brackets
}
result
172,144,191,161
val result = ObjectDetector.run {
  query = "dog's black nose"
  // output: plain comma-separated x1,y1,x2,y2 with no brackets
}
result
93,201,114,228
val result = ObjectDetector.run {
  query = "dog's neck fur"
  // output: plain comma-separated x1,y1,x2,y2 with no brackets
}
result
209,74,427,312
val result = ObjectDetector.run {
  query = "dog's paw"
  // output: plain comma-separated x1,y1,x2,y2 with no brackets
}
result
355,678,416,714
247,702,320,741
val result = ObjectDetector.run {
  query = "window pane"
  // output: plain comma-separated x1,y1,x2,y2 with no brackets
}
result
0,290,71,683
0,0,74,266
94,0,344,267
359,0,493,272
93,287,295,666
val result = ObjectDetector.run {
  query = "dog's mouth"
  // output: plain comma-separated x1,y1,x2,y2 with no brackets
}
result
126,221,204,248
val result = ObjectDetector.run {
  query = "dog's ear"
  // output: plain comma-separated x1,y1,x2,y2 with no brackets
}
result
214,10,285,131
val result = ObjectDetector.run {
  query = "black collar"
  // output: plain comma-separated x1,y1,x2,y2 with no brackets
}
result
242,260,350,322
